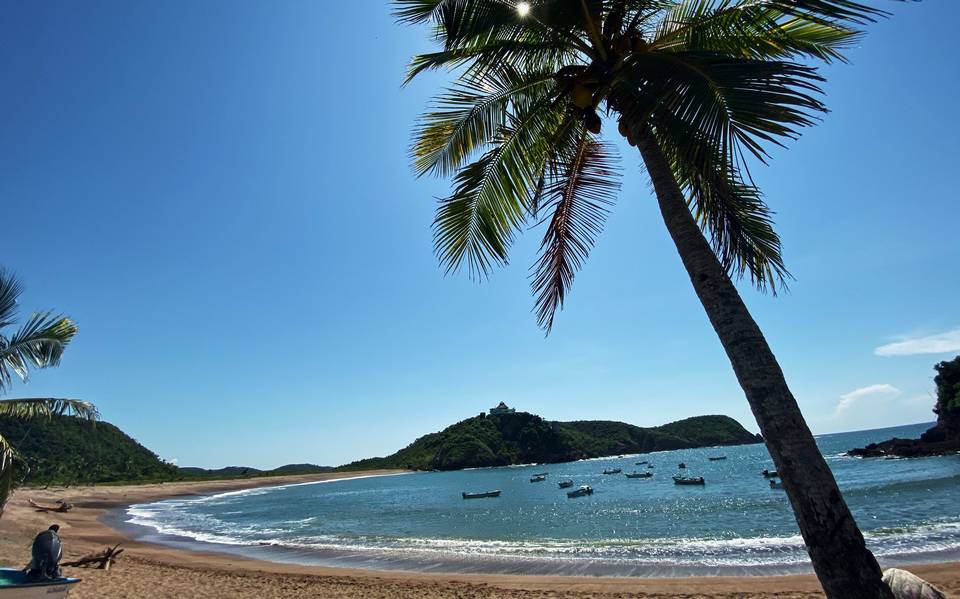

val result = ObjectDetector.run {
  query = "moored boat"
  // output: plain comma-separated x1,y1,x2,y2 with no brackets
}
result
708,456,727,461
558,480,574,488
678,462,686,469
625,471,653,479
531,472,548,477
530,475,546,483
769,479,784,489
761,469,778,478
567,485,594,498
673,476,705,485
0,569,80,598
462,490,501,499
601,468,622,475
635,460,648,465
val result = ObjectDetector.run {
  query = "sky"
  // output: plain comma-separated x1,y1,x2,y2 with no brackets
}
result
1,1,957,469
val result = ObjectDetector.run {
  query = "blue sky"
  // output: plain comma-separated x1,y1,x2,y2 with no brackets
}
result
1,1,957,469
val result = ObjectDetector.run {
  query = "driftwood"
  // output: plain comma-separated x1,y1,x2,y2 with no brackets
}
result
28,498,73,513
62,544,124,571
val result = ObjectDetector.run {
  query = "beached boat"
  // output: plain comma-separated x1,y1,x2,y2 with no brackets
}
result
558,480,574,488
673,476,705,485
625,472,653,479
530,475,546,483
769,480,784,489
0,569,80,598
761,469,778,478
677,462,686,469
462,490,501,499
567,485,594,498
708,456,727,461
601,468,622,475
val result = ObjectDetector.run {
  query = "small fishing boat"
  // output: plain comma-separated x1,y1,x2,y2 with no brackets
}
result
635,460,648,465
677,462,686,469
708,456,727,461
567,485,594,498
530,474,546,483
625,471,653,479
647,464,655,468
762,469,779,478
462,490,501,499
558,480,574,488
673,476,705,485
602,468,622,475
769,479,785,489
0,569,80,598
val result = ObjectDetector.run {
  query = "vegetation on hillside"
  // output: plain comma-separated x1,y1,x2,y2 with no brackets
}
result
0,414,176,485
339,412,760,471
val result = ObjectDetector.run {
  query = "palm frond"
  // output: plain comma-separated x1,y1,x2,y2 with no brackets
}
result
413,66,556,177
0,398,99,421
0,431,22,518
0,313,78,393
652,3,862,63
615,51,826,169
531,129,620,332
0,269,23,331
433,96,569,276
661,127,789,290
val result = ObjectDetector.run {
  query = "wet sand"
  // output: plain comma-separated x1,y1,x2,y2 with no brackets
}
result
0,472,956,598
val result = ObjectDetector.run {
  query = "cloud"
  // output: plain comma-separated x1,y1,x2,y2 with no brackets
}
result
875,328,960,357
836,384,901,415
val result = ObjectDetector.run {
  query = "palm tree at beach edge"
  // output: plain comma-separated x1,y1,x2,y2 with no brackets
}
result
0,268,96,518
394,1,899,597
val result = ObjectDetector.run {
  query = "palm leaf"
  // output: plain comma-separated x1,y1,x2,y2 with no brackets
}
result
0,312,78,394
413,66,557,177
0,269,23,331
0,398,99,421
433,95,568,276
532,129,620,331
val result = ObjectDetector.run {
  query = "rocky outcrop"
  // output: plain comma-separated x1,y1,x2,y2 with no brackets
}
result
849,356,960,458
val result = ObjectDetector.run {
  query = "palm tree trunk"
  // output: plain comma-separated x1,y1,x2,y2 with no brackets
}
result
633,127,892,599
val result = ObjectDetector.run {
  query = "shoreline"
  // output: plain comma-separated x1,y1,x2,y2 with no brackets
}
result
1,472,957,598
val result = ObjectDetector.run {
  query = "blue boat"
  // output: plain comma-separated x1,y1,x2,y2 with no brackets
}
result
0,568,80,598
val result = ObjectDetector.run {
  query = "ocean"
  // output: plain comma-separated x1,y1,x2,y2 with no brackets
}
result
121,422,960,576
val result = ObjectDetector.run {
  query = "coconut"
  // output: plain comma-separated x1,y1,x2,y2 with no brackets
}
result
585,110,602,134
571,84,594,109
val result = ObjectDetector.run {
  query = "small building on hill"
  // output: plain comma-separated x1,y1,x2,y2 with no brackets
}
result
489,401,515,415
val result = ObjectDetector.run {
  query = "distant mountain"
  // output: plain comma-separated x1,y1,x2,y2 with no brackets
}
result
338,411,762,471
178,463,333,477
0,414,177,484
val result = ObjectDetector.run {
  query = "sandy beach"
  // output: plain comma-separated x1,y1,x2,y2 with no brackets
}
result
0,471,956,598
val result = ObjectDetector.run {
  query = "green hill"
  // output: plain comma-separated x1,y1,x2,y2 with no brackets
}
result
338,412,761,471
0,414,177,484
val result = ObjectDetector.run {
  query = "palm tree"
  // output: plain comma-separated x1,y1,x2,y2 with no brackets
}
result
0,268,95,517
395,1,897,597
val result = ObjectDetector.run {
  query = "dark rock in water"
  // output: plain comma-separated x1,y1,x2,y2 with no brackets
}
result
882,568,947,599
847,436,960,458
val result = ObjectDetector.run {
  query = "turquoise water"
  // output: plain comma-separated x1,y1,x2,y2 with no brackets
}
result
124,423,960,575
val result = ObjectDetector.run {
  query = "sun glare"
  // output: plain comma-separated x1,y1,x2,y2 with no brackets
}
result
516,2,531,17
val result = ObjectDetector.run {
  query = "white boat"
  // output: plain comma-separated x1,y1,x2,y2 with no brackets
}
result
0,569,80,598
769,479,785,489
529,474,546,483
